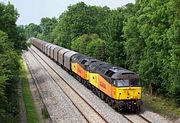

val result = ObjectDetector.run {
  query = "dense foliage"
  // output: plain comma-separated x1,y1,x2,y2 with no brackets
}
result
123,0,180,103
24,1,180,105
71,34,108,61
0,2,27,122
37,17,57,41
25,17,57,42
51,2,110,48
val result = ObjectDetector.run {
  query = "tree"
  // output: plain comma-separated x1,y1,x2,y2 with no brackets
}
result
52,2,110,48
37,17,57,42
123,0,180,102
0,30,20,122
86,36,107,61
0,2,27,122
71,34,108,61
0,2,18,41
25,23,41,38
0,2,26,51
102,8,127,67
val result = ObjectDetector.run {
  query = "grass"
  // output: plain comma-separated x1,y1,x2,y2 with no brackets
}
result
142,93,180,121
20,59,40,123
41,108,49,119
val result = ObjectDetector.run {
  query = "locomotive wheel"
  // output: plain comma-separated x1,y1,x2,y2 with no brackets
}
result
97,90,101,97
117,106,123,112
84,81,88,87
111,100,115,109
88,83,92,90
77,76,80,82
81,79,84,84
91,86,95,93
76,76,79,81
108,100,112,106
105,96,108,103
95,88,98,95
79,77,82,83
87,83,91,89
93,87,96,94
135,106,141,113
108,97,112,106
100,92,105,100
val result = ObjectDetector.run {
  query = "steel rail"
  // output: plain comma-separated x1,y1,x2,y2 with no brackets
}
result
29,47,108,123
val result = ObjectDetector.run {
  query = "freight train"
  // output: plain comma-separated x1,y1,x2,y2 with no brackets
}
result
30,37,142,112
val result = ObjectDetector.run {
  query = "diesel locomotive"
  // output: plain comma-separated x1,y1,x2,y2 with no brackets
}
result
30,37,142,112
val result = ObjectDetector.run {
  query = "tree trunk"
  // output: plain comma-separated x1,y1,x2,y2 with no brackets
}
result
148,81,152,96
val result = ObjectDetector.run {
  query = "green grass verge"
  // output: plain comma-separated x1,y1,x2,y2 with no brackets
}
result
20,59,40,123
143,93,180,120
41,108,49,119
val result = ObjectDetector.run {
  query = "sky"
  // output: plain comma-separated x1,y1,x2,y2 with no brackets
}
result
1,0,135,25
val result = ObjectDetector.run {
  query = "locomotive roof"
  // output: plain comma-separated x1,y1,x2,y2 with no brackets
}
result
89,61,139,79
89,61,106,72
111,70,138,79
84,58,100,66
71,54,101,70
71,54,87,62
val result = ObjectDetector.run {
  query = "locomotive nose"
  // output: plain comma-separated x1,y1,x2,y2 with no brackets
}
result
127,90,136,99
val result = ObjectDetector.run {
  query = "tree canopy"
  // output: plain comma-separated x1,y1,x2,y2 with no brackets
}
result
0,2,26,122
123,0,180,103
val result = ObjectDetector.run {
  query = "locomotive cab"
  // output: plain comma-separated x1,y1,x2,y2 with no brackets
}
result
113,79,142,100
114,79,141,87
107,68,142,112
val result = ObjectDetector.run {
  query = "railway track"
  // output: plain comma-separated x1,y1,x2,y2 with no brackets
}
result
29,47,108,123
28,46,152,123
137,114,152,123
123,114,152,123
24,51,90,122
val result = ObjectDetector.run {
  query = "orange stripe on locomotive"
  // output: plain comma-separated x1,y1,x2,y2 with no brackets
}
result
98,75,111,97
72,63,88,80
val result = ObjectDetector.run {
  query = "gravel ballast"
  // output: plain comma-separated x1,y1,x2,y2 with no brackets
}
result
24,50,87,123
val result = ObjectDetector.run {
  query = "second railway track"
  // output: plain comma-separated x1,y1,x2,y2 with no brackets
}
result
123,114,152,123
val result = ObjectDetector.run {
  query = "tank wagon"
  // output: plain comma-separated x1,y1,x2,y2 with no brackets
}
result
30,37,142,112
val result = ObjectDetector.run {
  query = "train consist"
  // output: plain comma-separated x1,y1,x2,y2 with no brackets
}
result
30,37,142,112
